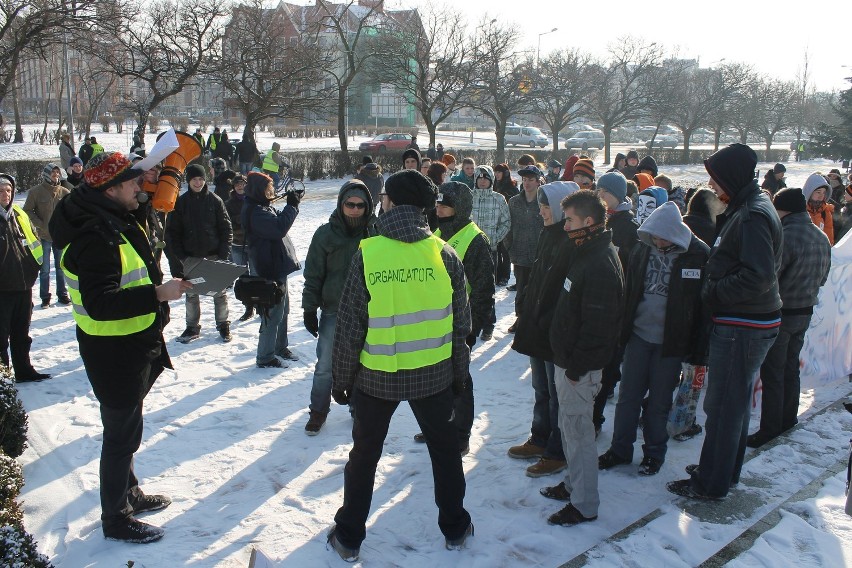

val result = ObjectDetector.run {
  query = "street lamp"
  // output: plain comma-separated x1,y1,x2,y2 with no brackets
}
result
537,28,558,69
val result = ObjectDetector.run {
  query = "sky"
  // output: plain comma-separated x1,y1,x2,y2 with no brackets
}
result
306,0,850,93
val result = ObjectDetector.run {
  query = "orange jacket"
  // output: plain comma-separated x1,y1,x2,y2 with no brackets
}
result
808,202,835,245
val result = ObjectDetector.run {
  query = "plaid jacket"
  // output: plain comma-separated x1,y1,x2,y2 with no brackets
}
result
505,191,543,267
332,205,472,401
470,188,510,251
778,212,831,311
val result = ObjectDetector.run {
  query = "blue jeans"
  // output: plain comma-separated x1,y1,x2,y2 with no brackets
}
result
309,312,337,414
40,239,67,301
239,162,253,174
256,283,289,364
695,324,777,497
529,357,565,460
610,334,682,462
229,244,249,271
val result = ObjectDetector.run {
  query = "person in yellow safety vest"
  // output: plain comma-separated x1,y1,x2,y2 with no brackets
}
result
0,173,50,382
326,170,474,561
206,126,221,154
89,136,104,157
261,141,284,187
48,151,192,544
411,180,494,455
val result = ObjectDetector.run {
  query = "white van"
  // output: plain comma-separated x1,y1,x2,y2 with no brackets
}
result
505,125,549,148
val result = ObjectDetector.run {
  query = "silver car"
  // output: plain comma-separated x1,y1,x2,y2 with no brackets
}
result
565,130,605,150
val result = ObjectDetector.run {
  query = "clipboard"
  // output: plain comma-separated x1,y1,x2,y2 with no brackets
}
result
181,257,247,296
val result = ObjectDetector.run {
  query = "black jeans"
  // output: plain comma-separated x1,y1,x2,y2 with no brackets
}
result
0,290,35,375
758,313,811,436
100,403,145,528
453,373,474,446
593,344,626,429
334,388,471,549
513,265,532,316
496,241,511,284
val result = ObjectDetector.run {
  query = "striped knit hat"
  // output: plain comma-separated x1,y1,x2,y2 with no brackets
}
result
83,152,143,191
572,158,595,179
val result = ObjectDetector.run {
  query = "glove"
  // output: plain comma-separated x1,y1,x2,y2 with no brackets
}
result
304,311,319,337
564,369,580,383
331,389,350,406
286,190,302,208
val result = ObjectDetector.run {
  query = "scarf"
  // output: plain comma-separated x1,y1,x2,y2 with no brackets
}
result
565,221,605,247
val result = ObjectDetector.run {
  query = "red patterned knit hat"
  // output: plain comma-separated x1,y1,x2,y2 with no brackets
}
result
83,151,143,191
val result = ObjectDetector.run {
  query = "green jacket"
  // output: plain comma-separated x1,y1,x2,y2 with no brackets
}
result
302,188,376,314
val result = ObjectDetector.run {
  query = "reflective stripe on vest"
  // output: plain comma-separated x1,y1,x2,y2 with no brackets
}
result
360,235,454,372
262,150,278,172
435,221,483,294
61,232,156,336
11,205,43,265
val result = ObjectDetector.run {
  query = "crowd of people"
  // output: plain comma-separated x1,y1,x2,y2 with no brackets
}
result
1,133,850,558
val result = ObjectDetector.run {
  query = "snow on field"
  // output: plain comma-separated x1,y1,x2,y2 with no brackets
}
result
8,141,852,566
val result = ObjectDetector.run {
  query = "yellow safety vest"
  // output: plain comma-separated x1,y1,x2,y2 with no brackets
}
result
435,221,484,293
262,150,278,173
90,143,104,156
11,205,43,264
209,134,218,151
360,234,454,372
61,232,156,336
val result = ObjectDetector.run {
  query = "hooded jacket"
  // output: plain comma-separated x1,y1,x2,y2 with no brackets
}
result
760,170,786,195
512,181,579,361
22,164,70,242
702,144,782,322
302,182,376,315
469,169,510,252
0,181,40,292
606,208,639,273
622,202,710,362
48,185,171,408
435,182,495,335
607,153,627,173
682,188,719,247
802,172,835,244
242,181,299,284
549,228,624,379
637,155,658,177
165,182,232,269
776,211,831,312
354,163,384,207
560,155,579,181
636,186,668,226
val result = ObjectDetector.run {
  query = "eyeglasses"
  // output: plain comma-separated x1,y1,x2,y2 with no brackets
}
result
343,201,367,209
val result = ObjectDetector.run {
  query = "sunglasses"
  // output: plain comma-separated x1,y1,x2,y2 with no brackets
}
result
343,201,367,209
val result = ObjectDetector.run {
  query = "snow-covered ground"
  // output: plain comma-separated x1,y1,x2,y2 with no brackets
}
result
7,133,852,567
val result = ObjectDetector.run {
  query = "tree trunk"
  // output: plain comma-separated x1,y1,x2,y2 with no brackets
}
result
713,128,722,151
681,129,692,162
337,89,348,156
603,125,612,164
134,107,150,147
426,121,437,147
494,121,507,165
765,136,773,161
12,80,23,143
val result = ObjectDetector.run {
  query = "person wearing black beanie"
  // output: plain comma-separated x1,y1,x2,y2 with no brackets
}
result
637,155,658,178
772,187,806,215
383,169,437,210
402,148,421,170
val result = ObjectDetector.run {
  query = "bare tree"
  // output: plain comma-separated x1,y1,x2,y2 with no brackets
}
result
90,0,226,145
727,74,764,145
753,76,799,159
584,37,664,163
466,17,534,164
380,4,472,147
641,58,692,149
219,0,331,134
704,62,753,150
665,67,728,156
74,60,117,139
531,48,591,152
312,0,386,156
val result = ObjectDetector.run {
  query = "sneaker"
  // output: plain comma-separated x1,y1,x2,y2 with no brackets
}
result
673,422,703,442
526,457,567,478
547,504,597,526
276,348,299,361
666,478,725,501
638,456,663,476
598,449,631,470
238,306,255,321
103,517,164,543
496,280,509,287
14,371,51,383
175,327,200,343
257,358,285,369
746,431,775,448
413,432,426,443
327,527,359,562
507,439,545,460
480,328,493,341
58,295,72,305
506,284,517,291
217,323,232,343
685,464,699,477
445,523,474,550
131,493,172,515
507,320,518,333
305,410,327,436
539,481,571,502
40,298,51,309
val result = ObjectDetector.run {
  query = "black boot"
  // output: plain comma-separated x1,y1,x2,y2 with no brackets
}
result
238,305,255,322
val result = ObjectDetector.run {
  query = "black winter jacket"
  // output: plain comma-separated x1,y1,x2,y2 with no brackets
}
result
0,203,40,292
436,220,494,335
607,209,639,273
242,186,299,284
621,236,711,363
549,230,624,379
49,186,171,409
225,193,246,246
166,184,233,272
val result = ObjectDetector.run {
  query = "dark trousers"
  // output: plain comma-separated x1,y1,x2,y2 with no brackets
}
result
529,357,565,460
100,403,144,528
695,325,777,497
0,290,35,375
593,344,626,429
496,241,511,284
453,373,474,446
482,251,498,332
758,313,811,436
513,265,532,316
333,388,471,549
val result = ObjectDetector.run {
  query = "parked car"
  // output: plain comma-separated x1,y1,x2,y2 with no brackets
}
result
505,125,549,148
644,135,679,149
565,130,605,150
358,133,413,153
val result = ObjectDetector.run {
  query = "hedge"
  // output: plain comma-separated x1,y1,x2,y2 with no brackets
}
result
0,161,45,194
634,148,792,166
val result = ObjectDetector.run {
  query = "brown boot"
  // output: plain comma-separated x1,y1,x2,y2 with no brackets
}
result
507,438,545,459
526,457,567,477
305,410,327,436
